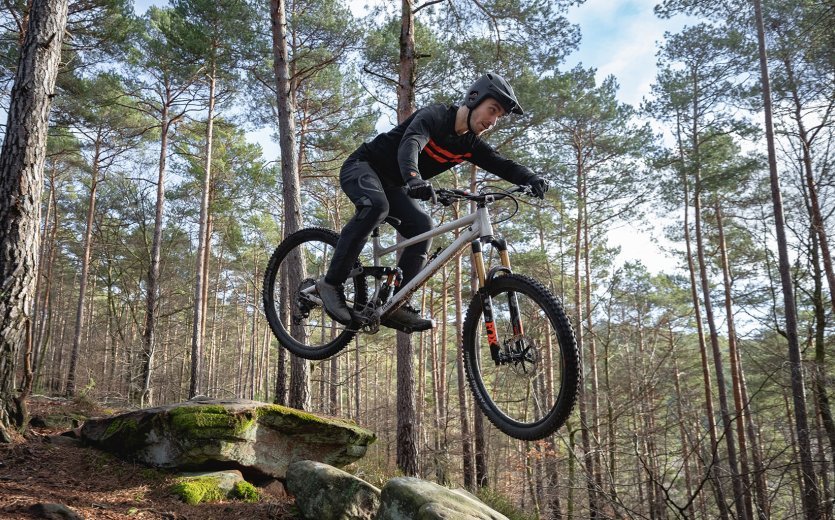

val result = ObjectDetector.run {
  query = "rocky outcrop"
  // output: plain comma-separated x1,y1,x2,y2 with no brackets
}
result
286,460,380,519
287,461,509,520
80,399,376,479
375,477,509,520
172,470,260,504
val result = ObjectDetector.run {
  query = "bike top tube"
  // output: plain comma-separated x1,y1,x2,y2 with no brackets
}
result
373,184,530,260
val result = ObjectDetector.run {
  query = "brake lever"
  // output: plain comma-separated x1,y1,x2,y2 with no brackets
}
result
437,193,455,207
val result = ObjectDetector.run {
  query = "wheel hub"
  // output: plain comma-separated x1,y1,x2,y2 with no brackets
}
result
501,334,541,377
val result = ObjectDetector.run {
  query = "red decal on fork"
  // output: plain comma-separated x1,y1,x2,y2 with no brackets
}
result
485,321,498,345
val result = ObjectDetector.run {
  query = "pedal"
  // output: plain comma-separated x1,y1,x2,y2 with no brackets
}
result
350,305,381,334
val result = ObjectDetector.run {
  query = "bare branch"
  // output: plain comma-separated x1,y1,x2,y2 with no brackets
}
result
413,0,447,14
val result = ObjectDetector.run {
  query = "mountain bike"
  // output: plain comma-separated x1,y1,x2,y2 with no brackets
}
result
262,185,580,440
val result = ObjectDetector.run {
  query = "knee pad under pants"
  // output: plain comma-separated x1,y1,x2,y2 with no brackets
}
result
326,162,389,284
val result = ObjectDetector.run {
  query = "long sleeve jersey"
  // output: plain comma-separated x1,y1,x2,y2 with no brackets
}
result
348,104,535,188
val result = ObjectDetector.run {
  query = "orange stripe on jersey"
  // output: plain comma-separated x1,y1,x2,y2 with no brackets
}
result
423,145,449,164
427,139,472,162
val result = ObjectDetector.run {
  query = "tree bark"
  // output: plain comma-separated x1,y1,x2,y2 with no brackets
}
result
271,0,308,410
189,65,216,399
714,200,756,519
786,54,835,463
66,142,101,397
0,0,68,440
693,142,746,520
394,0,419,477
752,1,822,517
141,96,171,407
679,116,729,519
573,155,599,519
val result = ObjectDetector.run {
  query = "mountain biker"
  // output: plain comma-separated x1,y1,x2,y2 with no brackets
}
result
317,72,548,332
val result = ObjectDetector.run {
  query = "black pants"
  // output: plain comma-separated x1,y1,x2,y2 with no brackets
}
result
325,159,433,287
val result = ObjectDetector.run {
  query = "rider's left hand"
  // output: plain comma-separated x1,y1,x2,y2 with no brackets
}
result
526,176,548,199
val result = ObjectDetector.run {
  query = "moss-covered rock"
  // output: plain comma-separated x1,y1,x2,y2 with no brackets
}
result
286,460,379,519
172,470,256,504
376,477,509,520
231,480,260,503
80,399,376,479
172,477,227,505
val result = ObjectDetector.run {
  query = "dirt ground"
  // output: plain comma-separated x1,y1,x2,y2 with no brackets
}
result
0,397,297,520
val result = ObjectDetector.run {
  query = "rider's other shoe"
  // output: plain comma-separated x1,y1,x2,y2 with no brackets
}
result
382,302,434,333
315,277,353,325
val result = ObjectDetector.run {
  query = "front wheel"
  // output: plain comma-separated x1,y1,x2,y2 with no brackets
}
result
262,228,366,360
462,274,580,440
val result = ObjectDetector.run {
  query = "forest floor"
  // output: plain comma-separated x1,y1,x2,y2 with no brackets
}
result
0,396,297,519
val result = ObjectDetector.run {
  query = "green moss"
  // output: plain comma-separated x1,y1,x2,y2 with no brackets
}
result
103,416,139,440
171,477,227,505
256,404,374,441
168,405,256,439
230,480,260,503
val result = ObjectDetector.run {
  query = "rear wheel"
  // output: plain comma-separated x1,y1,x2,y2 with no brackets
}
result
462,274,580,440
262,228,366,360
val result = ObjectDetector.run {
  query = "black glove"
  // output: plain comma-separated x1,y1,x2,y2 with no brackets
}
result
406,177,436,202
526,176,548,199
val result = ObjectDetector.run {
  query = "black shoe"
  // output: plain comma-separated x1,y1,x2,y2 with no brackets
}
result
381,302,434,333
315,277,353,325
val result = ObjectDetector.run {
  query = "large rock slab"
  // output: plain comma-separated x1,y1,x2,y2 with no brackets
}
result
375,477,508,520
80,399,376,479
286,460,380,520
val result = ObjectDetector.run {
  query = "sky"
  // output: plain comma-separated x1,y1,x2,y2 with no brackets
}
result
129,0,692,272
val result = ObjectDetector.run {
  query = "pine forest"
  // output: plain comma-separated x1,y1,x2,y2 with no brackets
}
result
0,0,833,518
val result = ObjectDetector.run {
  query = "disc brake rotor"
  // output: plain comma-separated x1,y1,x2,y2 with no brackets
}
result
503,334,541,378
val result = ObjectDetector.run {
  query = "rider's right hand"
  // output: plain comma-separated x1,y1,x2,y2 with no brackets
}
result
526,175,549,199
406,177,436,202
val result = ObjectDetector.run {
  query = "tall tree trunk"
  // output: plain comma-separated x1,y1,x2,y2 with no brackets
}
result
271,0,308,410
0,0,68,440
680,132,729,519
141,98,171,407
33,166,59,389
693,150,746,520
394,0,419,477
190,65,216,399
752,1,822,517
581,170,604,504
714,200,755,519
198,211,213,395
66,144,101,397
670,333,695,518
787,56,835,463
573,157,598,519
810,227,835,518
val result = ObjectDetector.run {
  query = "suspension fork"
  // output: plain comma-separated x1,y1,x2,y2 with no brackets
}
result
493,238,525,338
472,238,524,365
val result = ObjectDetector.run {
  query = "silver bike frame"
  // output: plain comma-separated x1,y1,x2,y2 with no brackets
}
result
372,201,495,316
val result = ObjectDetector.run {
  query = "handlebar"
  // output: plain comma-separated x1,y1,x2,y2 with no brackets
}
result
435,184,532,207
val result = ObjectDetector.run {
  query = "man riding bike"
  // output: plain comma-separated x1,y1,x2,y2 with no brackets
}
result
317,73,548,333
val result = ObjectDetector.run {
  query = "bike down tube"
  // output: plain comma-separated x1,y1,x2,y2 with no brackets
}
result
380,226,479,314
377,205,491,314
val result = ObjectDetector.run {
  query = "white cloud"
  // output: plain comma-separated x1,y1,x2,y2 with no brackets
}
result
564,0,695,107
